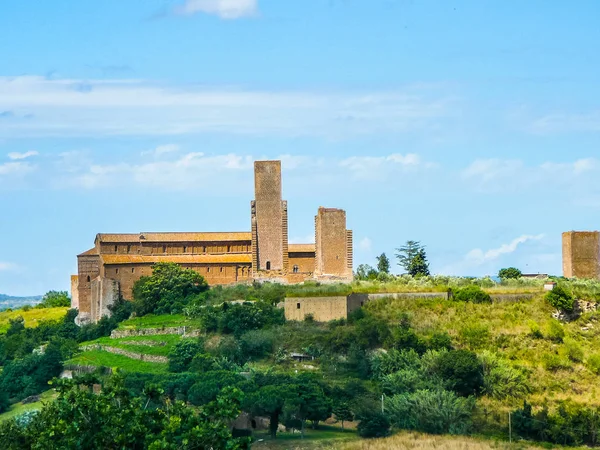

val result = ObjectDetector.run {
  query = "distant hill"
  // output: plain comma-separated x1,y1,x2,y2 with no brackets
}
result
0,294,43,310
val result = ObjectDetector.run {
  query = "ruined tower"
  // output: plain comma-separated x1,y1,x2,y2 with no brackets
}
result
251,161,288,274
314,207,353,281
563,231,600,279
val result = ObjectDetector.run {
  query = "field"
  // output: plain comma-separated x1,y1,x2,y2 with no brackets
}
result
0,307,68,333
0,390,57,422
81,334,186,356
67,349,168,374
117,314,198,330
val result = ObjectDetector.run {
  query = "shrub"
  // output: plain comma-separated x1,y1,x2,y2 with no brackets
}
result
428,331,453,351
436,350,484,396
498,267,522,280
37,291,71,308
542,353,571,372
478,351,530,399
587,354,600,374
370,349,421,380
132,263,209,316
459,323,490,350
387,389,475,435
356,411,391,438
564,339,584,363
546,286,575,312
452,286,491,304
547,319,565,343
239,329,274,360
168,340,203,373
381,367,436,395
527,320,544,339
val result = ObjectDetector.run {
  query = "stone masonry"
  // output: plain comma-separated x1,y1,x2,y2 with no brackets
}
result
73,160,353,323
563,231,600,279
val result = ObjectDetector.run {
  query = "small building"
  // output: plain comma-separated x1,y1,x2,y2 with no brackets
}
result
284,293,368,322
544,282,557,291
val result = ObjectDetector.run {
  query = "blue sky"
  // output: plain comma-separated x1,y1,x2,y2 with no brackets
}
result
1,0,600,295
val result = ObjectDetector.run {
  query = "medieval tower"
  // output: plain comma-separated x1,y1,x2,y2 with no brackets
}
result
563,231,600,279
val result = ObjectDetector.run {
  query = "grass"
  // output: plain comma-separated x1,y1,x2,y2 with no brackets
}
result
117,314,198,330
67,349,168,374
252,425,359,450
0,390,57,422
80,334,185,357
0,307,68,333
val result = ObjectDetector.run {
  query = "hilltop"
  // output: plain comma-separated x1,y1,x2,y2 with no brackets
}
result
0,294,43,310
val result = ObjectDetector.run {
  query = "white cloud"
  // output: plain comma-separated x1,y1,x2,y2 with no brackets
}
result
340,153,432,180
0,262,17,271
0,76,455,139
358,237,372,252
439,234,545,276
541,158,599,175
141,144,180,158
529,111,600,134
7,151,38,160
174,0,258,19
0,161,35,177
462,159,523,182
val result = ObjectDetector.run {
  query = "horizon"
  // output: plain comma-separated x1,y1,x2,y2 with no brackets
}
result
2,0,600,296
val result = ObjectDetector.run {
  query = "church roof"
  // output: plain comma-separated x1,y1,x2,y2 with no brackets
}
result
96,232,251,243
288,244,316,253
77,248,98,257
101,254,252,265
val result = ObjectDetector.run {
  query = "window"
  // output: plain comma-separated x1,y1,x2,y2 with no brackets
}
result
87,275,91,282
183,246,187,253
163,245,167,253
293,265,299,273
127,245,131,253
220,267,223,273
132,267,135,273
114,245,118,252
296,302,301,309
207,267,210,273
266,261,271,270
203,246,206,253
116,268,119,274
227,245,231,252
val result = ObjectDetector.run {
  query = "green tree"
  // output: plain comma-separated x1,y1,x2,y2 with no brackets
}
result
332,402,354,431
376,253,391,274
249,385,289,438
498,267,522,280
168,340,203,373
396,241,430,277
546,285,575,312
436,350,484,397
356,411,391,438
132,262,209,316
37,291,70,308
355,264,378,281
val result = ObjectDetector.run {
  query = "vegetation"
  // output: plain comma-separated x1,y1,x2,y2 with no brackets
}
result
0,307,68,333
498,267,522,280
396,241,430,277
546,285,575,312
36,291,70,308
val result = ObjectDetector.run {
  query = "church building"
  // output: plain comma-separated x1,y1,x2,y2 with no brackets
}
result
71,160,353,323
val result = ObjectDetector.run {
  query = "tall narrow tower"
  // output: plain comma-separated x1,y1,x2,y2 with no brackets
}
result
314,207,353,280
251,161,288,274
563,231,600,279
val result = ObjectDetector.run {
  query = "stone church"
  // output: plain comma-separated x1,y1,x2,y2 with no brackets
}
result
71,160,353,323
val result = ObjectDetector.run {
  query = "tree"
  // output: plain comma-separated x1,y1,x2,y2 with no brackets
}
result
132,262,209,316
37,291,70,308
498,267,522,280
332,402,354,431
376,253,391,274
168,339,203,373
356,411,391,438
546,285,575,312
249,385,289,438
436,350,484,397
396,241,430,277
355,264,378,281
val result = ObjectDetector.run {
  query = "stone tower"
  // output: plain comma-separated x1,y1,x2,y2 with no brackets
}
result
251,161,288,274
563,231,600,279
314,207,353,280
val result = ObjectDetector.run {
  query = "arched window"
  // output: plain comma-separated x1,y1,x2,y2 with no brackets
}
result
293,265,299,273
266,261,271,270
220,267,223,273
87,275,91,282
132,267,135,273
207,267,211,273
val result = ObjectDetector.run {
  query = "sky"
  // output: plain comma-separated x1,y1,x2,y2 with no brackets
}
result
1,0,600,296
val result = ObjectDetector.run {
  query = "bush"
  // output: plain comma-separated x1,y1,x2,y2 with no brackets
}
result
132,263,209,316
452,286,491,304
168,340,203,373
356,411,391,438
37,291,70,308
387,389,475,435
478,351,530,399
546,286,575,312
587,354,600,374
542,353,571,371
428,331,453,351
197,301,284,337
459,323,490,350
564,339,584,363
436,350,484,396
239,329,274,360
547,319,565,343
498,267,522,280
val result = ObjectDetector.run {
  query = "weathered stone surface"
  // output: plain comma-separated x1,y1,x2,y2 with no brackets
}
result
563,231,600,279
81,344,168,363
110,327,200,339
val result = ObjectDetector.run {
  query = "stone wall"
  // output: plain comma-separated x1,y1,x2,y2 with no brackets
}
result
70,275,79,309
110,326,200,339
253,161,285,271
314,207,353,281
367,292,450,301
563,231,600,279
81,344,168,363
90,277,120,322
285,294,367,322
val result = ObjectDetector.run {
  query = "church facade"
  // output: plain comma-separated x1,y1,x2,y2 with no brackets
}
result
71,160,353,323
